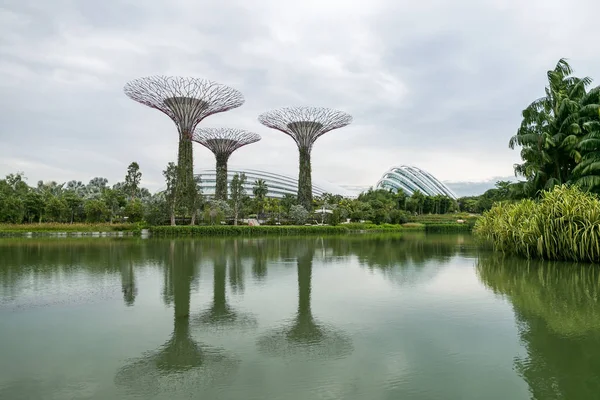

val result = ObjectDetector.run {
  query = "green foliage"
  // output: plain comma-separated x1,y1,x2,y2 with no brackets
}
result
252,178,268,216
458,181,520,213
203,200,230,225
509,59,600,195
424,223,471,233
229,173,247,225
124,199,144,223
0,223,136,233
150,225,350,236
162,162,178,225
124,162,142,200
84,199,110,223
175,136,196,220
215,154,228,200
289,205,309,225
45,196,69,222
297,147,313,211
474,185,600,262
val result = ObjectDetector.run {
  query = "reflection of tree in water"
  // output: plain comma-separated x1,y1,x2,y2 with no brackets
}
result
228,239,245,294
477,254,600,399
249,238,268,281
194,239,256,330
120,261,137,306
257,240,353,359
0,239,149,304
115,240,238,396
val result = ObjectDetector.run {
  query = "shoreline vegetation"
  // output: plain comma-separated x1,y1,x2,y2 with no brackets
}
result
0,217,474,238
474,185,600,263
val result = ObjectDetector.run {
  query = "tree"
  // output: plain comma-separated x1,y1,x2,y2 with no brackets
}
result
509,59,600,195
204,200,230,225
281,194,297,214
124,162,142,201
289,205,309,225
163,162,178,226
102,188,126,223
45,196,69,222
190,175,203,226
63,190,84,223
85,199,109,222
24,191,44,223
124,199,144,223
229,173,247,225
252,179,268,217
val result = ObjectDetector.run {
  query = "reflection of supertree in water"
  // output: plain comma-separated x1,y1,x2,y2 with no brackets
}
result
477,255,600,399
258,107,352,210
257,241,353,359
115,241,238,395
192,128,260,200
120,261,137,306
124,77,244,222
194,241,256,329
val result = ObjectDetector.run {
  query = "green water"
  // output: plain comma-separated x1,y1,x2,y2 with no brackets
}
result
1,234,599,399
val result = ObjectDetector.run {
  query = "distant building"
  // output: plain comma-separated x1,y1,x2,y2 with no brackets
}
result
375,166,457,199
197,168,354,199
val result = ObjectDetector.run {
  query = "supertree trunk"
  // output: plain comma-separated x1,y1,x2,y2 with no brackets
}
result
192,128,261,202
176,131,196,223
298,147,313,211
258,107,352,214
123,76,245,225
215,154,229,201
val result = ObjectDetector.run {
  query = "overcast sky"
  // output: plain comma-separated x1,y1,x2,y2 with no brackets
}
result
1,0,599,196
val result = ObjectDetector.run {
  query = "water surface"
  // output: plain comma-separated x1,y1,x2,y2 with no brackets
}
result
1,234,599,399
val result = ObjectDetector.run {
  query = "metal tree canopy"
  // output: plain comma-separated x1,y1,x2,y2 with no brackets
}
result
124,77,245,138
258,107,352,210
123,76,244,223
193,128,261,200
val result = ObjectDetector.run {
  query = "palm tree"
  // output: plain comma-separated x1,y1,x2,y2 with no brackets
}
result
509,58,599,195
252,179,268,217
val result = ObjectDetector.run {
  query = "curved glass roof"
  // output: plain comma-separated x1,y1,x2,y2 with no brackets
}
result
375,166,457,199
197,168,353,199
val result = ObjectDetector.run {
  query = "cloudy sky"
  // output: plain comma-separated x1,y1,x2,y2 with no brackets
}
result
1,0,599,197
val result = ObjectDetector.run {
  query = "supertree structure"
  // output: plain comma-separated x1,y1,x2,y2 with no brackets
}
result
258,107,352,210
192,128,260,200
124,76,244,222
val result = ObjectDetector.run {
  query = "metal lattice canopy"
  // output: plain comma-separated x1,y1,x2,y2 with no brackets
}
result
123,76,245,136
192,128,261,157
258,106,352,151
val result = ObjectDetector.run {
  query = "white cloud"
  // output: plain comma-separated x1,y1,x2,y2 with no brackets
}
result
1,0,599,192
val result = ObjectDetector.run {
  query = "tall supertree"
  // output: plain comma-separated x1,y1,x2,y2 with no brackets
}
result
124,76,244,223
192,128,260,200
258,107,352,211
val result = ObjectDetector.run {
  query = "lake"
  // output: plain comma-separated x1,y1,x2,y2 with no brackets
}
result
1,233,599,399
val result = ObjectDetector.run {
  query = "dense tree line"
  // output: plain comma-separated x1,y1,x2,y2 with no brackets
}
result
0,163,459,226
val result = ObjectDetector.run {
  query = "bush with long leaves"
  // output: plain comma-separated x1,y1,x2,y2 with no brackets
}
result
474,185,600,262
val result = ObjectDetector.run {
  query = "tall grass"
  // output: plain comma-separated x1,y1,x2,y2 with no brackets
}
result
474,185,600,262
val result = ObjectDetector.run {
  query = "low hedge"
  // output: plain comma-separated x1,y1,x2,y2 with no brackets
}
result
424,223,472,233
149,225,351,237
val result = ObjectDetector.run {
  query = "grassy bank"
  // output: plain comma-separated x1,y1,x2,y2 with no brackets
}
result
0,223,138,235
474,185,600,263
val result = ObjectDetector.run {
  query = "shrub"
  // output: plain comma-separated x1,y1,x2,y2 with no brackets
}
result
149,225,349,237
474,185,600,262
425,223,471,233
